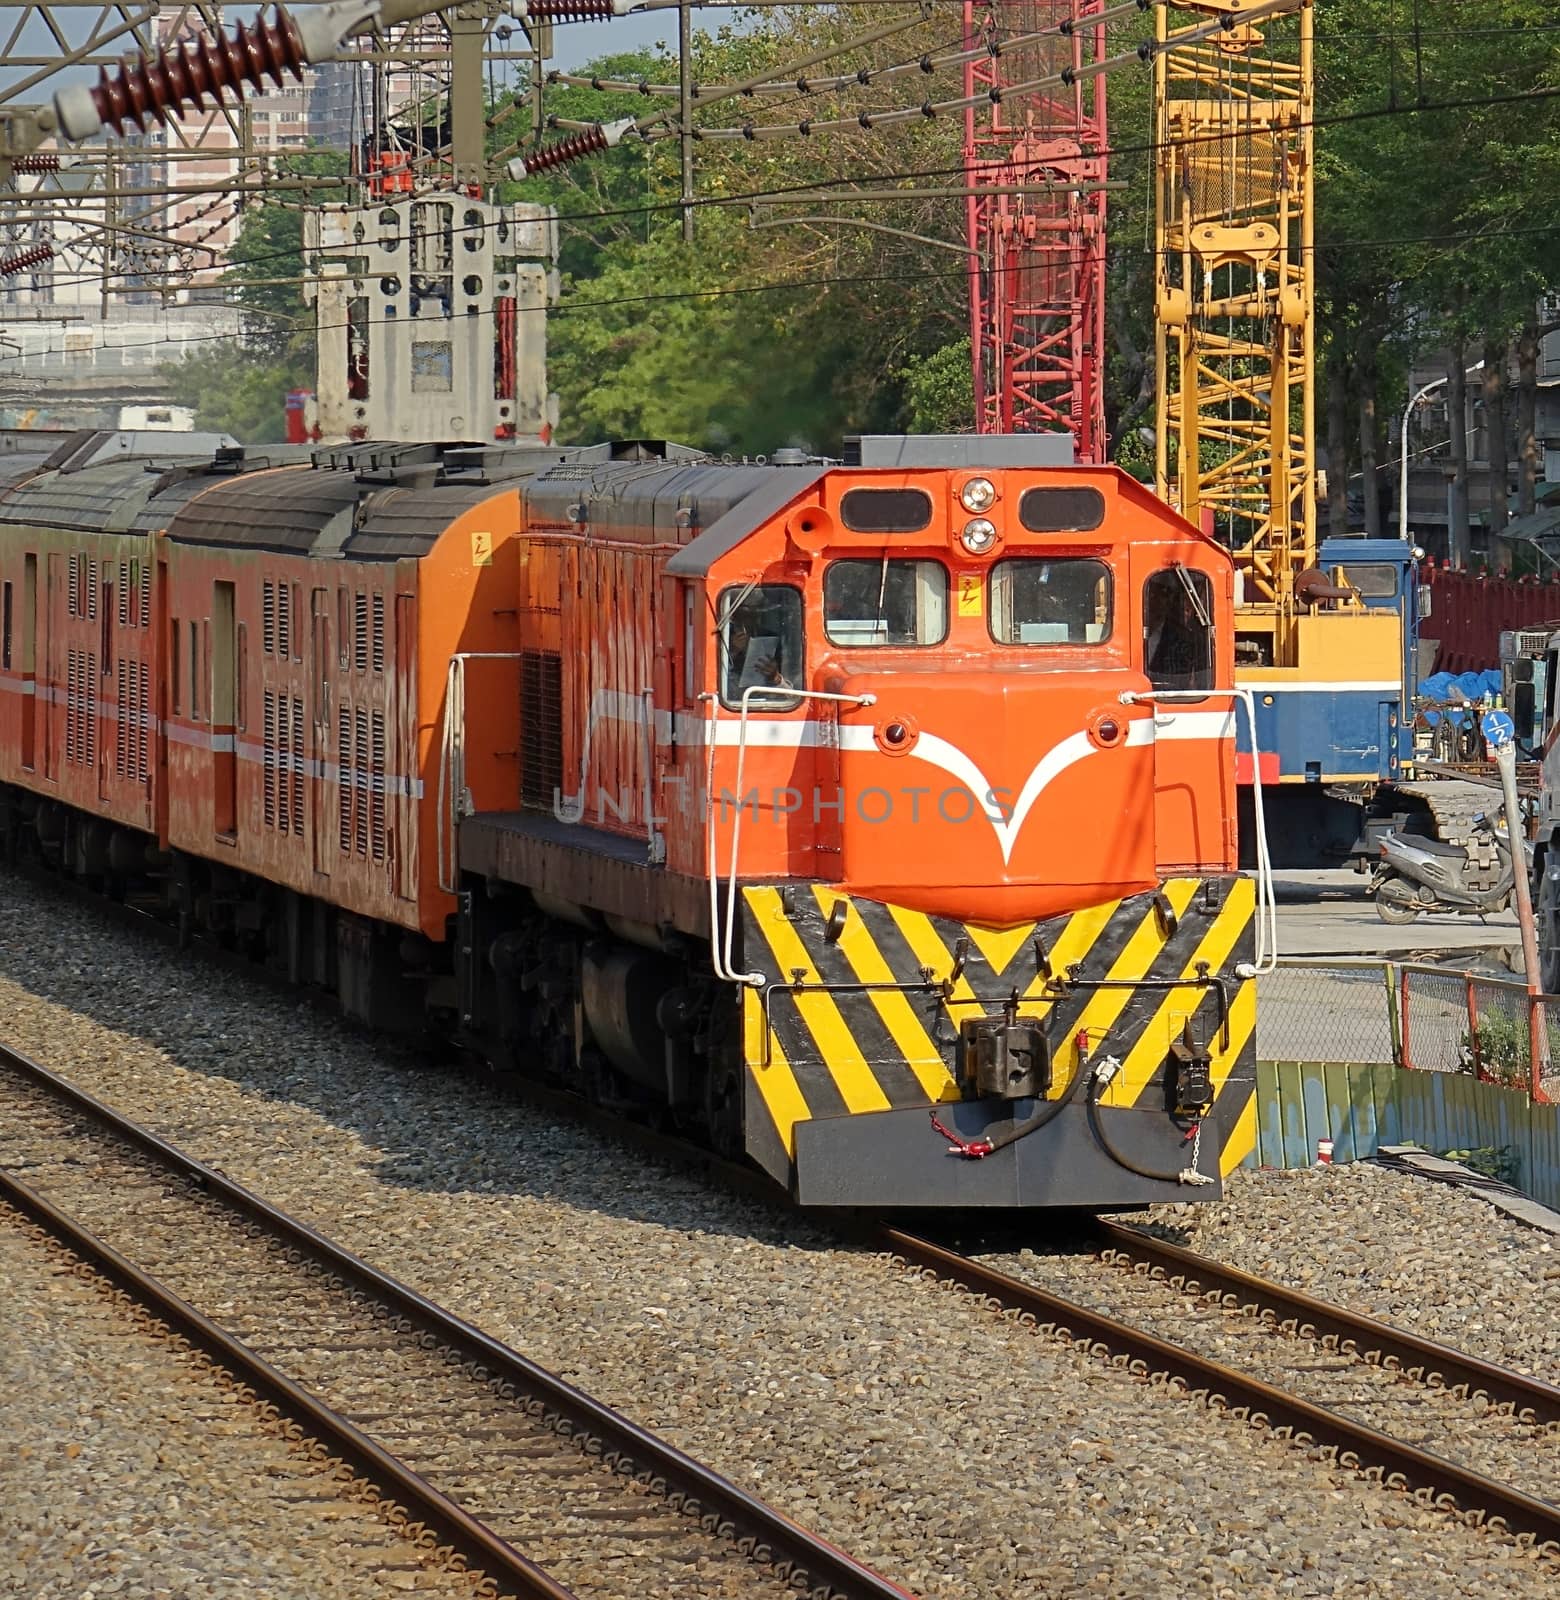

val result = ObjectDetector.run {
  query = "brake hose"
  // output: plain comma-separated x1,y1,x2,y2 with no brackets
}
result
930,1052,1092,1159
1085,1062,1213,1186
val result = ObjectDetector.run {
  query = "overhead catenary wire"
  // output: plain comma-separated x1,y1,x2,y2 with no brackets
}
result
618,0,1299,142
544,0,1151,104
12,57,1559,302
21,193,1560,355
13,12,1537,249
529,75,1560,232
489,0,948,162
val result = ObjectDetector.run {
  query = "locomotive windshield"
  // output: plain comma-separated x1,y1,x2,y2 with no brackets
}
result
988,557,1112,646
823,558,948,647
718,584,804,710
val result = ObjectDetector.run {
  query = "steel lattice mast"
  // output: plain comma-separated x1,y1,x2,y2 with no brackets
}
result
963,0,1108,458
1153,0,1314,615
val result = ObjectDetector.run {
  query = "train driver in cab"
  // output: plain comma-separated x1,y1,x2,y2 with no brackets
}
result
723,601,796,701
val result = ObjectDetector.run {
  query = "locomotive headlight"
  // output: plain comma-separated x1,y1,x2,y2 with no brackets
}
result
959,476,997,514
960,517,998,555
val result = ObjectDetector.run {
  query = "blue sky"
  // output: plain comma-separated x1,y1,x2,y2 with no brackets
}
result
551,8,747,71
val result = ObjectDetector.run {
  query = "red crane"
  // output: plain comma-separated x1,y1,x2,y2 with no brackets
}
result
964,1,1108,459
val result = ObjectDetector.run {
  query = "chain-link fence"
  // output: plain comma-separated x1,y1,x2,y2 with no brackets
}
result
1256,961,1397,1066
1261,959,1555,1104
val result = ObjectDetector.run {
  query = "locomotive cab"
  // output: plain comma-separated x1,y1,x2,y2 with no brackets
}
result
687,465,1237,925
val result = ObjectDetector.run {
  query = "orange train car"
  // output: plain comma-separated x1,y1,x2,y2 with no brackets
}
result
0,430,1262,1210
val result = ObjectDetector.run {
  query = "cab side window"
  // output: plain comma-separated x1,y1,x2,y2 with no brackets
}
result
717,584,804,710
1143,568,1215,691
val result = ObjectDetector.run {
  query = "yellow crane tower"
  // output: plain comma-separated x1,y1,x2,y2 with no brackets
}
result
1154,0,1315,642
1151,0,1443,864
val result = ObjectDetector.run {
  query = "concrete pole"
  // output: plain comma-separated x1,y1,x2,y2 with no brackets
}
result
1399,361,1485,545
1487,716,1552,1087
679,1,694,243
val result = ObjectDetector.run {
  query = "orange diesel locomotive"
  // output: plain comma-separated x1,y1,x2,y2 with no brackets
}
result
0,431,1260,1208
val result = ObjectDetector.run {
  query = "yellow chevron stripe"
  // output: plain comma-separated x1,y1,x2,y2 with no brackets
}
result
1107,877,1254,1108
962,920,1033,976
743,985,811,1158
1210,977,1256,1096
1220,1092,1258,1177
745,886,891,1115
1047,878,1198,1093
889,895,1130,1024
811,888,960,1104
1020,896,1126,1009
1214,982,1258,1175
885,904,984,1019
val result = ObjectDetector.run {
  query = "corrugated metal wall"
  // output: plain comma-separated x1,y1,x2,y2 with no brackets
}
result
1251,1060,1560,1212
1421,563,1560,675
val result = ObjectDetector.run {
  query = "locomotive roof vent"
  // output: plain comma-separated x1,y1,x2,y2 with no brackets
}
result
844,433,1075,470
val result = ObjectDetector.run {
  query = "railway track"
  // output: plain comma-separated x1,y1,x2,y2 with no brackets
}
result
881,1226,1560,1552
0,1044,913,1600
8,867,1559,1566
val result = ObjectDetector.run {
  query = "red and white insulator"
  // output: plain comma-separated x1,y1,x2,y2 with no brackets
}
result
12,154,62,174
507,118,634,180
53,0,379,142
0,244,55,276
508,0,636,21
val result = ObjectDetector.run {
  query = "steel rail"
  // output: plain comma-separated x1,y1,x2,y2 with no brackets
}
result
879,1227,1560,1551
0,1166,579,1600
13,869,1558,1552
0,1045,915,1600
1091,1220,1560,1428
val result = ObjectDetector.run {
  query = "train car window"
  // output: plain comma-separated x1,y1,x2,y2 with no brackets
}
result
989,558,1112,645
1143,567,1215,691
1018,486,1106,532
1336,562,1397,598
717,585,804,710
824,559,948,647
189,620,201,720
839,487,933,533
2,582,11,671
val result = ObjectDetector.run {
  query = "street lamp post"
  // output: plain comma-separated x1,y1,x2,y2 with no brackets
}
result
1399,359,1484,541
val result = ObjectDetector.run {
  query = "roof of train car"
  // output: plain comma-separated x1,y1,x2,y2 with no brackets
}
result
521,457,814,545
161,439,811,562
0,449,306,534
0,450,53,495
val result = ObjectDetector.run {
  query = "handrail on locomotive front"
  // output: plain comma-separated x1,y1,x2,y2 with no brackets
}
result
702,684,876,986
1120,685,1279,974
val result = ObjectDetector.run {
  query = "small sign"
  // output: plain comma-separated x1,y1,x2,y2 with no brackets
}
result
1481,708,1515,749
957,573,983,617
471,530,493,568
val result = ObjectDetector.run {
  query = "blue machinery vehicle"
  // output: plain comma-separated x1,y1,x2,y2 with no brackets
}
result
1235,538,1498,875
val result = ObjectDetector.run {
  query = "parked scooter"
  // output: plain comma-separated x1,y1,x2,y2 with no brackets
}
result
1372,813,1527,924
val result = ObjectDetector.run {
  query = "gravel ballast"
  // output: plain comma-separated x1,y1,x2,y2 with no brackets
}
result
1134,1163,1560,1386
2,869,1557,1599
0,1213,460,1599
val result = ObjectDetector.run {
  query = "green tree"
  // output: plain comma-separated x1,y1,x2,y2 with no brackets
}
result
158,151,348,441
899,338,973,434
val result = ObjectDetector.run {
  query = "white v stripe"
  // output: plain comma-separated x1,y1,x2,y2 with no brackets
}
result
838,722,1154,864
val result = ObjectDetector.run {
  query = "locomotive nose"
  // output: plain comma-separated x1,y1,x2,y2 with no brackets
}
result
830,667,1158,923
